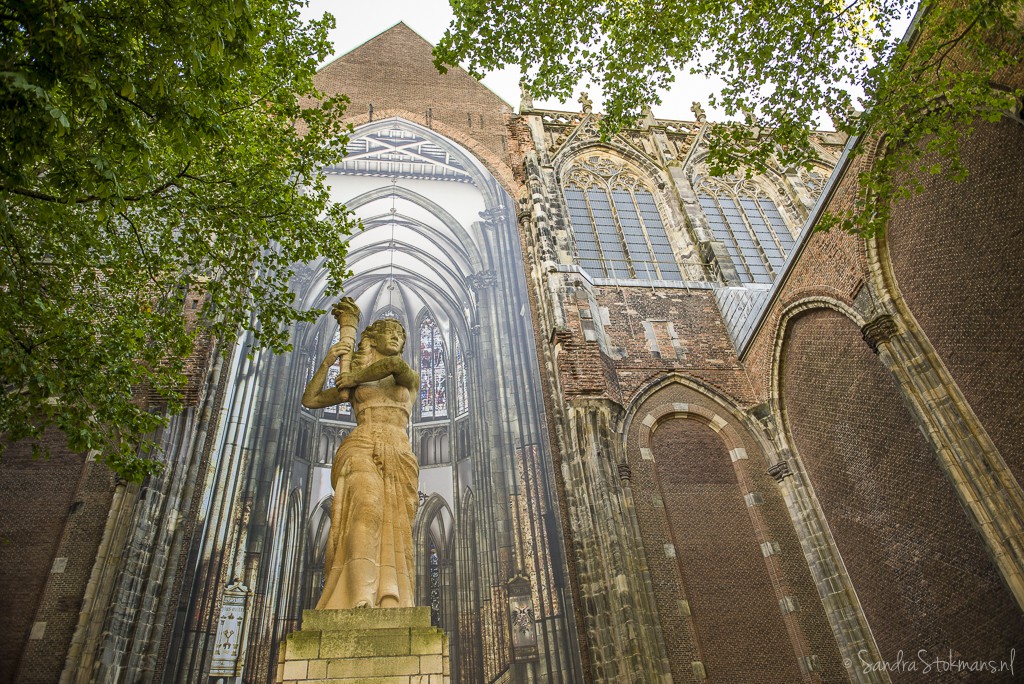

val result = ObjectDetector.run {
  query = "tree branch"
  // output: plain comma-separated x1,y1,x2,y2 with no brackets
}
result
117,211,162,287
0,161,192,204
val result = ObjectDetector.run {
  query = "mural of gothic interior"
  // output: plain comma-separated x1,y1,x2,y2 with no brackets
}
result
161,118,581,683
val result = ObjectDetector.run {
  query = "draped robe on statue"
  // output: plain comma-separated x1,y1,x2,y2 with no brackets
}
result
318,377,418,609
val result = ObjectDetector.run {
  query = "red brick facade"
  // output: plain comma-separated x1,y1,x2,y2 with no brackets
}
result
781,308,1024,680
886,118,1024,486
0,438,114,683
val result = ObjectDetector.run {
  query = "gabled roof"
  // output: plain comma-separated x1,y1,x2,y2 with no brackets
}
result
314,22,511,111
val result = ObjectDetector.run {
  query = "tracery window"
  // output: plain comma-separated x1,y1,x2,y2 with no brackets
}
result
419,315,447,419
797,167,827,201
695,175,796,284
454,335,468,417
563,157,681,281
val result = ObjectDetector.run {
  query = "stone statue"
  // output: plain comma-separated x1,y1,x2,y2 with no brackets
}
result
519,78,534,112
302,298,420,609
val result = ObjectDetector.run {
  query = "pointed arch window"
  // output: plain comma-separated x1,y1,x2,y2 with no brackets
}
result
428,542,441,626
563,158,681,281
695,177,796,284
454,334,468,417
419,315,447,419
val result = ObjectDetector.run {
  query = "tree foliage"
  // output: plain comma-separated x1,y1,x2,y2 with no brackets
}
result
1,0,353,481
436,0,1023,235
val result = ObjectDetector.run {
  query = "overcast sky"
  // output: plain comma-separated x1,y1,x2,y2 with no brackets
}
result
299,0,731,122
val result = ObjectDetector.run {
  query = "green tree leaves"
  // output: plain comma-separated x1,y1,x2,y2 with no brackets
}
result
1,0,353,480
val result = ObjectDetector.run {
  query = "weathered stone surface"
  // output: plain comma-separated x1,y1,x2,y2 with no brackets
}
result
320,628,412,659
302,608,431,631
286,630,322,660
275,609,448,684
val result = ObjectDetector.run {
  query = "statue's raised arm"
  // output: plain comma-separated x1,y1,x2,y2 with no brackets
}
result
301,298,361,410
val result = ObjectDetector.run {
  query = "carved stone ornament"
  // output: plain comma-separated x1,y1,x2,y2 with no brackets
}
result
578,91,593,114
519,78,534,111
506,575,539,660
618,462,633,481
767,461,793,482
861,314,899,354
466,270,497,290
210,580,250,676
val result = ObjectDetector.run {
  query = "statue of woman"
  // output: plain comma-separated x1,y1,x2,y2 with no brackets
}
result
302,299,420,609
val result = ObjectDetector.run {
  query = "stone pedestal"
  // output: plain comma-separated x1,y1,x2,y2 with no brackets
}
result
274,607,449,684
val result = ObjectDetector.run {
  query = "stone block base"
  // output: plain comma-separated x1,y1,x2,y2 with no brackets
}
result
274,607,449,684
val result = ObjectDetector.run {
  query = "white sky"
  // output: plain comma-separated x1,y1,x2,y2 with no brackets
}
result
300,0,730,122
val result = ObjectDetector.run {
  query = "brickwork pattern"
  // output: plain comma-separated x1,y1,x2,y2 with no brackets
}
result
0,440,83,682
652,418,803,683
781,308,1024,681
313,23,514,188
626,384,846,683
557,285,756,407
886,118,1024,487
0,435,115,684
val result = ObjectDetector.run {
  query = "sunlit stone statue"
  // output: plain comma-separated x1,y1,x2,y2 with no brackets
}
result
301,298,420,610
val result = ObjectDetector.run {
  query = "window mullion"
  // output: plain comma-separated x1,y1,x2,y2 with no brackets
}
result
717,196,752,282
631,189,663,279
605,181,636,278
736,195,771,275
580,185,608,277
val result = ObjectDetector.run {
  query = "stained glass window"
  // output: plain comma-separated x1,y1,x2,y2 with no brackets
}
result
419,315,447,419
429,542,440,627
563,159,681,281
697,184,795,284
455,335,467,417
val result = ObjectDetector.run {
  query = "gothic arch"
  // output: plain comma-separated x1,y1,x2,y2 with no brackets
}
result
769,297,867,435
623,376,818,681
555,151,687,282
174,111,581,683
621,373,767,458
554,139,666,189
340,111,517,199
414,493,455,627
415,309,449,420
344,184,485,270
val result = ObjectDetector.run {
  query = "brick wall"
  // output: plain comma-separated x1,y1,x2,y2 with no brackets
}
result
651,418,803,683
557,285,756,407
626,383,846,684
781,307,1024,681
0,436,114,683
739,175,873,402
886,118,1024,486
